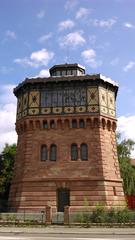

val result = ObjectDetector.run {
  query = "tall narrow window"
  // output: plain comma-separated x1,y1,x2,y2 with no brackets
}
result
79,119,85,128
72,119,77,128
50,144,57,161
113,186,117,196
50,120,55,129
43,121,48,129
41,145,48,161
71,144,78,160
80,144,88,161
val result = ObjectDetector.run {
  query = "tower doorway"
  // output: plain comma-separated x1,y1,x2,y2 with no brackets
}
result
57,188,70,212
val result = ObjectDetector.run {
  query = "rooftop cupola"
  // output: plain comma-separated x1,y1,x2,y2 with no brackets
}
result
49,63,85,77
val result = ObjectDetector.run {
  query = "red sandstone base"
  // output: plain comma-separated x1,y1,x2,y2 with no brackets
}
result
9,179,125,212
9,115,126,212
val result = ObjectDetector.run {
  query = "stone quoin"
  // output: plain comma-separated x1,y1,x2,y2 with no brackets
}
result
9,63,125,212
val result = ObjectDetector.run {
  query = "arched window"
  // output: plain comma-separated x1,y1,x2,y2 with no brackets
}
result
72,119,77,128
71,144,78,160
79,119,85,128
50,144,57,161
41,145,48,161
80,144,88,161
43,120,48,129
50,120,55,129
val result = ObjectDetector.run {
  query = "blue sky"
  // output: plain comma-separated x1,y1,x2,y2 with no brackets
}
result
0,0,135,155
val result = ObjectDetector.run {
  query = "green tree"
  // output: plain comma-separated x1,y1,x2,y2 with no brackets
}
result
117,134,135,195
0,143,16,209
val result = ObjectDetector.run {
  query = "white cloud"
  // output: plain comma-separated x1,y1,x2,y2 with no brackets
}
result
37,10,45,19
38,69,50,77
76,7,91,19
123,61,135,72
30,49,52,63
0,84,16,105
6,30,16,39
118,116,135,157
14,58,34,67
38,33,52,43
59,31,86,48
0,131,17,153
90,17,117,28
58,20,75,31
124,22,135,29
0,85,17,153
0,104,16,134
28,69,50,79
81,49,102,68
14,49,54,68
81,49,96,59
65,0,78,11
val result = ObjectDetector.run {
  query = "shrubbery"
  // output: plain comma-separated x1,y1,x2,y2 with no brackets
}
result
76,205,135,225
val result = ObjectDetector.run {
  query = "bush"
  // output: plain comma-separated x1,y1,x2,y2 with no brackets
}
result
116,208,134,223
90,204,106,223
105,208,116,223
75,212,91,224
75,206,135,225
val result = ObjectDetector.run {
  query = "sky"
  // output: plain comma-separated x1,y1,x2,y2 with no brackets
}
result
0,0,135,156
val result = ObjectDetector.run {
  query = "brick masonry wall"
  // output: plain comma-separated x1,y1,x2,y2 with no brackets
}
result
8,115,125,211
9,179,125,211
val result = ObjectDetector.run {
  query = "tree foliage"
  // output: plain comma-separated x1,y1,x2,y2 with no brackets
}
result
0,143,16,198
117,133,135,195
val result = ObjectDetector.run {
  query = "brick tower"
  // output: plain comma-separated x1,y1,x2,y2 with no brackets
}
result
9,63,125,212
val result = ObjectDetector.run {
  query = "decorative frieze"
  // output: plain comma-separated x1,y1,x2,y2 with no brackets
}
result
16,86,116,120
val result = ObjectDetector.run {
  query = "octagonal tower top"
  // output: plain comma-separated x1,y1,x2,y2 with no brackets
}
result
14,63,119,121
49,63,85,77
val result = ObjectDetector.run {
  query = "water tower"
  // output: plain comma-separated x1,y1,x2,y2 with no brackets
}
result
9,63,125,212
